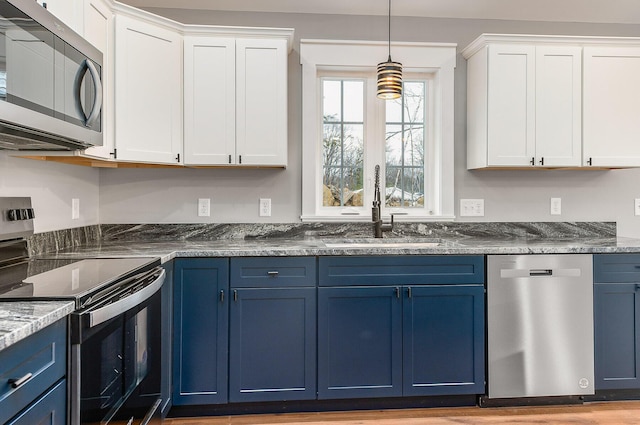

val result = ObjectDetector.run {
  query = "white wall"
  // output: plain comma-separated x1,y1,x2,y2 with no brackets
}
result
96,10,640,237
0,153,99,233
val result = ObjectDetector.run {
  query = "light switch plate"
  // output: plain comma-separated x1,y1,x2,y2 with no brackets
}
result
635,199,640,216
71,198,79,219
460,199,484,217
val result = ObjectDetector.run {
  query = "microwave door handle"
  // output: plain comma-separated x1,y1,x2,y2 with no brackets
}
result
86,269,165,328
84,59,102,128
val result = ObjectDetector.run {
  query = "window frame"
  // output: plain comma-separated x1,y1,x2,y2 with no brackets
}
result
300,39,457,222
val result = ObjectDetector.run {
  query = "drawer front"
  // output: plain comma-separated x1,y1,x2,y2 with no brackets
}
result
6,379,66,425
230,257,316,288
0,319,66,425
319,255,485,286
594,254,640,283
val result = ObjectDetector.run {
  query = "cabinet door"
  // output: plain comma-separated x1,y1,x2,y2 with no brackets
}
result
403,285,485,396
535,46,582,167
184,36,236,165
6,380,66,425
229,288,316,402
317,287,402,399
114,15,182,164
173,259,229,405
36,0,83,34
487,44,535,166
584,47,640,167
236,38,287,166
82,0,114,159
594,283,640,389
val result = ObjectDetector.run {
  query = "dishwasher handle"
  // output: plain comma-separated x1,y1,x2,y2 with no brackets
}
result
530,269,553,276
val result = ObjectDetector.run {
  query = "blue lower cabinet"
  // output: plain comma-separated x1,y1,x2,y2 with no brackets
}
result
403,285,485,396
594,282,640,389
173,258,229,405
7,379,66,425
229,288,316,402
318,284,485,400
318,287,403,399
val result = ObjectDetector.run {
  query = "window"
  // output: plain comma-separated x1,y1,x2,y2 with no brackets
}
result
301,40,457,222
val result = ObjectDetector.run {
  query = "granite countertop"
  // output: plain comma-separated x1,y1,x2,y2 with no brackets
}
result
34,235,640,263
0,301,75,352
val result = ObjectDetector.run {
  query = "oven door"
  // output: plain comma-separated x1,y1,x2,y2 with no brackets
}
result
70,267,165,425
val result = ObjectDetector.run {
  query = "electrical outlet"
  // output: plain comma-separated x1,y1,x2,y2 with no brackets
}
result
72,198,79,219
259,198,272,217
635,199,640,216
198,198,210,217
550,197,562,215
460,199,484,217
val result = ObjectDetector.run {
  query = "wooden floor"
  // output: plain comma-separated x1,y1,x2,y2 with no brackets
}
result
165,401,640,424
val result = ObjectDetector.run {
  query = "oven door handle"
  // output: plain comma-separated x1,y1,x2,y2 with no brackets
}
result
87,269,165,328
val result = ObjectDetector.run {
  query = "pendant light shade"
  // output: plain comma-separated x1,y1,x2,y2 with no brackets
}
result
377,0,402,100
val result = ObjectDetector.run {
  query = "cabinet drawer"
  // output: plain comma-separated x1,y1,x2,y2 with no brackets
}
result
230,257,316,287
594,254,640,283
6,379,66,425
319,256,485,286
0,319,66,425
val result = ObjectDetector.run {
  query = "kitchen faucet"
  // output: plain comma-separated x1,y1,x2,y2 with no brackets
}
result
372,165,394,238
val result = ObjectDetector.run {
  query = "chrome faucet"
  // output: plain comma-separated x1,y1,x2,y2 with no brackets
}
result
372,165,393,238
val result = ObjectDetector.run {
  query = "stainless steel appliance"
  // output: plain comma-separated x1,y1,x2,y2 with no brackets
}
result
487,254,594,399
0,0,103,150
0,197,164,424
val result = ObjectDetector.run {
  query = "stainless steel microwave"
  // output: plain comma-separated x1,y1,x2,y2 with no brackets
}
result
0,0,103,150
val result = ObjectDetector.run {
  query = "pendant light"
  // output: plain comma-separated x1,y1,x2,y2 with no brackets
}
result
376,0,402,100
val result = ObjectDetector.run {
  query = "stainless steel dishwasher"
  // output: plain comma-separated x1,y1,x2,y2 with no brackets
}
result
487,254,594,399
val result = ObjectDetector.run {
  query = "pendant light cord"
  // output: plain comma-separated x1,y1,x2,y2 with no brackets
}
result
387,0,392,59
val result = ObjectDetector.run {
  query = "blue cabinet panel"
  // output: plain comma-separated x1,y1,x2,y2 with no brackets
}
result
594,283,640,389
594,254,640,283
318,287,403,399
319,255,484,286
173,258,229,405
230,257,316,288
160,260,173,416
0,319,66,425
403,285,485,396
229,288,316,402
6,379,66,425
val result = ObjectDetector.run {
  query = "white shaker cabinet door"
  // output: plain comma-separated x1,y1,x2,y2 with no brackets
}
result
82,0,113,160
114,14,182,164
583,47,640,167
535,46,582,167
235,38,288,167
487,44,536,167
183,36,236,165
36,0,84,34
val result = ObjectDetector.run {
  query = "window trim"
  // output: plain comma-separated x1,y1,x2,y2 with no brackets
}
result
300,39,457,222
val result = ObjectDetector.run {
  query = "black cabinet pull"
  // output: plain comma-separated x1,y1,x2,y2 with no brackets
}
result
530,157,535,166
176,153,181,163
239,155,242,164
395,287,400,299
587,157,593,166
407,287,412,298
219,290,224,303
9,373,33,389
539,157,544,166
233,290,238,302
228,154,232,164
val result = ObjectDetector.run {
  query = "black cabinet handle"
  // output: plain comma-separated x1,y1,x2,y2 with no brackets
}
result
233,290,238,302
530,157,535,166
395,287,400,299
9,373,33,389
539,157,544,166
219,290,224,303
407,287,412,298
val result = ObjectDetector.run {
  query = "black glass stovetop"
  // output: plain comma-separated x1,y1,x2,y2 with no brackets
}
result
0,257,160,308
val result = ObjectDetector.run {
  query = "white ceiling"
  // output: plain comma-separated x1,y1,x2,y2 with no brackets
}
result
119,0,640,25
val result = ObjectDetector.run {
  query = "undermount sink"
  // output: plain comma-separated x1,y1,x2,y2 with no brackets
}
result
322,238,452,249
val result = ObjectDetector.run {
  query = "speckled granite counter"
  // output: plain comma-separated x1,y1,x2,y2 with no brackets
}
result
34,235,640,263
0,301,74,352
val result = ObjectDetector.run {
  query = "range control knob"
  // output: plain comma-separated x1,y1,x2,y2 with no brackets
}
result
6,208,35,221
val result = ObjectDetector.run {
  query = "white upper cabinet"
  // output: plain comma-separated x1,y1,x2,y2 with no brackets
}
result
184,36,236,165
114,14,182,164
36,0,84,35
464,35,582,169
583,47,640,167
235,38,288,167
184,36,289,167
81,0,113,160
